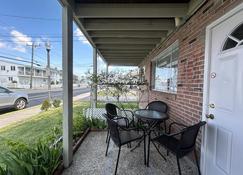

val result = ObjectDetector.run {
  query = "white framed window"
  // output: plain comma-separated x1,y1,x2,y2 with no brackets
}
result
1,66,5,71
8,77,13,81
11,66,15,71
151,41,179,93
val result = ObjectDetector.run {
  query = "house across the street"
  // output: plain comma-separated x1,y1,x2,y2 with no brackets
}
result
0,59,62,88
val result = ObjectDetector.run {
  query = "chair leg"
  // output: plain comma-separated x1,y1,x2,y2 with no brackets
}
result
151,141,166,161
106,129,110,143
147,131,151,167
194,149,201,175
164,121,167,132
143,133,146,165
167,150,169,156
114,147,121,175
105,135,110,156
176,156,182,175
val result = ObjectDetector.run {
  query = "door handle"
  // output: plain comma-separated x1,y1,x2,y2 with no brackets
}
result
206,114,215,120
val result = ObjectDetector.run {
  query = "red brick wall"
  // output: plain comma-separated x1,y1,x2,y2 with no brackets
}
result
140,0,242,148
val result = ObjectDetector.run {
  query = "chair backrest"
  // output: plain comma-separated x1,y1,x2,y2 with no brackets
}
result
179,121,206,150
105,103,118,119
106,117,121,146
146,101,168,113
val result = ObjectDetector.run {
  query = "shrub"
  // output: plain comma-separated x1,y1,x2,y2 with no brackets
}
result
52,99,61,108
90,118,107,129
0,142,61,175
73,116,89,133
41,100,51,111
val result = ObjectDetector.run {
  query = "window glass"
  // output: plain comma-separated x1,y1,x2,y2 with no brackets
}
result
0,87,7,93
223,38,238,51
11,66,15,71
1,66,5,70
222,23,243,51
152,41,179,93
231,24,243,40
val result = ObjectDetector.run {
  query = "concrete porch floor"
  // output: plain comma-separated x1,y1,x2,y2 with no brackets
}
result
63,132,198,175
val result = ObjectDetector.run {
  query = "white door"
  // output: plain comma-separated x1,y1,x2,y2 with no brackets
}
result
204,6,243,175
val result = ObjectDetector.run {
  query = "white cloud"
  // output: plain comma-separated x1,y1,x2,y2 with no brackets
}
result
10,30,32,52
15,57,23,61
0,41,6,48
74,28,90,45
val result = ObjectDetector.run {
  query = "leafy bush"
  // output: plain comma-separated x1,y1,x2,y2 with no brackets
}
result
41,100,51,111
73,116,89,134
52,99,61,108
91,118,107,129
0,142,61,175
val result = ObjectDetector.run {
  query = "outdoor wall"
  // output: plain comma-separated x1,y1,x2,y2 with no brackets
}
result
140,0,242,148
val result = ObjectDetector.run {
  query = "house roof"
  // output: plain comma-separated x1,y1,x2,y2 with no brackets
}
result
60,0,205,66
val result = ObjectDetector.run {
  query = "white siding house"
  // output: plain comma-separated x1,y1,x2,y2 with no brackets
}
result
0,60,62,88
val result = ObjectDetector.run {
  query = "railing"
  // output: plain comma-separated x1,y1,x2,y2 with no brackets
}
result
18,70,24,75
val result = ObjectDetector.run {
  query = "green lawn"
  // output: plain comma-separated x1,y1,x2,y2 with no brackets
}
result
0,101,138,152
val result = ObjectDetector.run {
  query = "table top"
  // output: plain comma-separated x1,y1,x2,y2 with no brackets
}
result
134,109,168,121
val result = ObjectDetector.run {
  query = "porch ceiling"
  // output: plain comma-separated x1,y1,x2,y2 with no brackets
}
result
62,0,205,66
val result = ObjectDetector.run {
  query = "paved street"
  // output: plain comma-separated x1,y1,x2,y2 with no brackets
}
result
27,87,90,107
0,87,90,115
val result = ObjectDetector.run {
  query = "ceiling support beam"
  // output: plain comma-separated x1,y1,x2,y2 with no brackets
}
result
97,44,155,50
99,50,150,54
102,53,146,57
83,19,175,31
106,59,143,62
93,38,161,44
75,3,188,18
88,31,167,38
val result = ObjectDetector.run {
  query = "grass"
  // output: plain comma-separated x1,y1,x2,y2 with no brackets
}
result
0,102,88,152
0,101,138,153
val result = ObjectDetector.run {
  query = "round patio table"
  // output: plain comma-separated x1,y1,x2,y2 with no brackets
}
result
134,109,169,167
134,109,168,122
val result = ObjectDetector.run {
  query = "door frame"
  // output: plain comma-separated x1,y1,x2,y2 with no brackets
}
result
201,2,243,174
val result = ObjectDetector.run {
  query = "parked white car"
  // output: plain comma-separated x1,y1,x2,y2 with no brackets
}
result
0,86,29,110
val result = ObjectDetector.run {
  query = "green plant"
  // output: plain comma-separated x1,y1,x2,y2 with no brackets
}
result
87,118,106,129
0,142,61,175
0,166,6,175
73,116,89,134
52,99,61,108
41,100,51,111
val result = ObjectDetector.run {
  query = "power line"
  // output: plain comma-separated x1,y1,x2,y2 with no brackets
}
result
0,13,60,22
0,39,85,43
0,34,86,38
0,51,32,62
0,55,41,66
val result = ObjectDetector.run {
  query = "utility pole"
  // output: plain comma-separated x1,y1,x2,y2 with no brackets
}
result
27,42,39,89
45,41,51,101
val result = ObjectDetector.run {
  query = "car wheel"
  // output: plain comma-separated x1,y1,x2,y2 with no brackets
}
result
15,98,27,110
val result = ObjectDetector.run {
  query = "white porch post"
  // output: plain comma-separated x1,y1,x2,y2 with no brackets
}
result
106,64,109,76
62,4,73,168
92,47,97,108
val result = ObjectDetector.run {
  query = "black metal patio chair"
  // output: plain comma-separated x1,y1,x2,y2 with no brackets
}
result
151,121,206,175
105,103,135,143
104,116,146,175
145,101,169,132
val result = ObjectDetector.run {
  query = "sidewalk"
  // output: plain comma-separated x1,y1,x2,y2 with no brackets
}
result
0,92,90,129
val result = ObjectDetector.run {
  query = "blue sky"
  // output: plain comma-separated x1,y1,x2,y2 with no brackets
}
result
0,0,101,76
0,0,137,76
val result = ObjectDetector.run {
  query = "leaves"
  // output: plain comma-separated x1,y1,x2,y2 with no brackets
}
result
0,142,61,175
